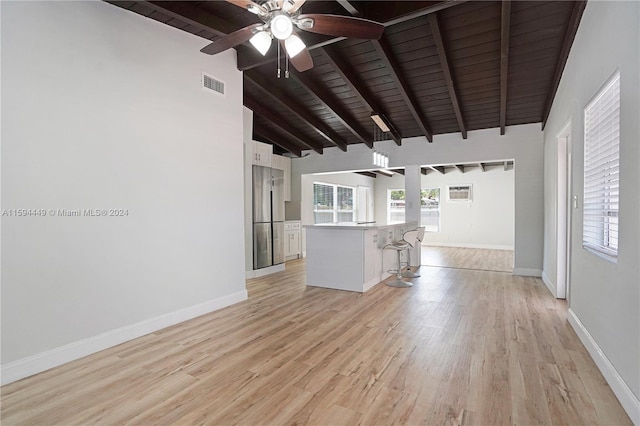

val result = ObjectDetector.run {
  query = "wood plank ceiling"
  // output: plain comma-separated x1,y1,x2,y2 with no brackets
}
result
107,0,586,157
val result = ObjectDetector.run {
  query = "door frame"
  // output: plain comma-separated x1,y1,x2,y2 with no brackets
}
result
556,121,572,300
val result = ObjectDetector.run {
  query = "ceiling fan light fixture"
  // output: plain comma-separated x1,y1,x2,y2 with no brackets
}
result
295,18,314,30
249,31,272,56
284,34,305,58
271,14,293,40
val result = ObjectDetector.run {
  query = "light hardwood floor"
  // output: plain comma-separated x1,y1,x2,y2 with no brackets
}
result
421,246,513,273
1,256,631,425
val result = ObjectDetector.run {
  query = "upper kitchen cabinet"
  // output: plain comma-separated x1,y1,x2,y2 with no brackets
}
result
251,141,272,167
272,154,291,202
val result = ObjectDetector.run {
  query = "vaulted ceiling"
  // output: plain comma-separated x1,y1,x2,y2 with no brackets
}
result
107,0,586,157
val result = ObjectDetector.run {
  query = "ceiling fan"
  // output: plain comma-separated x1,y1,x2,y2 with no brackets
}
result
200,0,385,72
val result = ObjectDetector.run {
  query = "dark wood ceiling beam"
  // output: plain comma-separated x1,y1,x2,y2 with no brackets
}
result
381,1,469,27
541,0,587,130
479,162,486,172
254,127,302,157
421,167,429,175
372,37,433,142
429,166,445,174
454,164,465,173
291,70,372,147
428,13,467,139
337,0,360,16
244,96,324,155
356,171,377,178
321,46,402,146
244,72,348,151
389,168,405,175
141,1,234,35
499,0,512,136
374,170,394,177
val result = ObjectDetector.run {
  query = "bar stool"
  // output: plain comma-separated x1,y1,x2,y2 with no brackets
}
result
383,229,419,288
402,226,426,278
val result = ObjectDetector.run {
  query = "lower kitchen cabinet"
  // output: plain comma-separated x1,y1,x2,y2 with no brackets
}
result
284,221,301,260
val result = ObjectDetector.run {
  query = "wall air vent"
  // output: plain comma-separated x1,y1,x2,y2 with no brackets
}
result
448,185,472,202
202,72,225,95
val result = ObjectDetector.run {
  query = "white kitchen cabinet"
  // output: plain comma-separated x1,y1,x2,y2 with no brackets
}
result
272,154,292,201
252,141,272,166
284,221,301,260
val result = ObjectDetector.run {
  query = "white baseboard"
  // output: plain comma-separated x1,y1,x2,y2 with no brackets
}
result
512,267,542,277
0,290,248,386
568,309,640,425
245,263,286,279
541,270,556,296
422,242,514,250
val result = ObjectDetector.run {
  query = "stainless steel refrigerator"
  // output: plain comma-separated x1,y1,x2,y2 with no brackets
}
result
253,165,285,269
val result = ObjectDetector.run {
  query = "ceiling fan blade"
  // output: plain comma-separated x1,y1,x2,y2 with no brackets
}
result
281,40,313,72
285,0,306,14
297,14,385,39
225,0,266,14
200,24,262,55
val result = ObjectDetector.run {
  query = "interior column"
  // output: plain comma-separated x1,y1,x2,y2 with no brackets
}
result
404,165,422,266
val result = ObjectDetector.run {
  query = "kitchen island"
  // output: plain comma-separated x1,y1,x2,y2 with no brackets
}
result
304,221,419,292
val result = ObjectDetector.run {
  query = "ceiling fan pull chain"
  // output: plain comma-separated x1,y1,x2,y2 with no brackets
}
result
277,41,281,78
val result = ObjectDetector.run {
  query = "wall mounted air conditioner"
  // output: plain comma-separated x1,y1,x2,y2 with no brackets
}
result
448,185,472,202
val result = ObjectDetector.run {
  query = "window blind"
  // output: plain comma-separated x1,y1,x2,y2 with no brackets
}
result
583,72,620,259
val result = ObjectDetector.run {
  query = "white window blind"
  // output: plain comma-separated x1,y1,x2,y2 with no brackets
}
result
583,72,620,259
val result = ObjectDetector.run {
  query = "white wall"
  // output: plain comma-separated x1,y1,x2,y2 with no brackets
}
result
292,124,541,275
374,166,514,249
543,1,639,421
1,1,247,384
243,107,254,274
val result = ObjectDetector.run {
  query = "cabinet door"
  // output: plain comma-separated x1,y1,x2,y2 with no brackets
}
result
285,229,301,257
252,141,272,166
285,230,294,257
291,230,300,255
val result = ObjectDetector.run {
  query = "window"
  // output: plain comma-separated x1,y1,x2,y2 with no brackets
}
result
388,189,406,224
387,188,441,232
313,183,354,224
583,71,620,260
421,188,440,232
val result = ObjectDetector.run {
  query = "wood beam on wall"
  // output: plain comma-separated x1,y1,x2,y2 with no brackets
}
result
372,37,433,142
245,72,348,151
499,0,511,136
244,96,323,154
541,0,587,130
429,166,445,174
428,13,467,139
321,46,402,146
291,70,372,147
254,127,302,157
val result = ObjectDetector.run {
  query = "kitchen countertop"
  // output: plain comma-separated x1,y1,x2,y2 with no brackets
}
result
303,221,411,230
